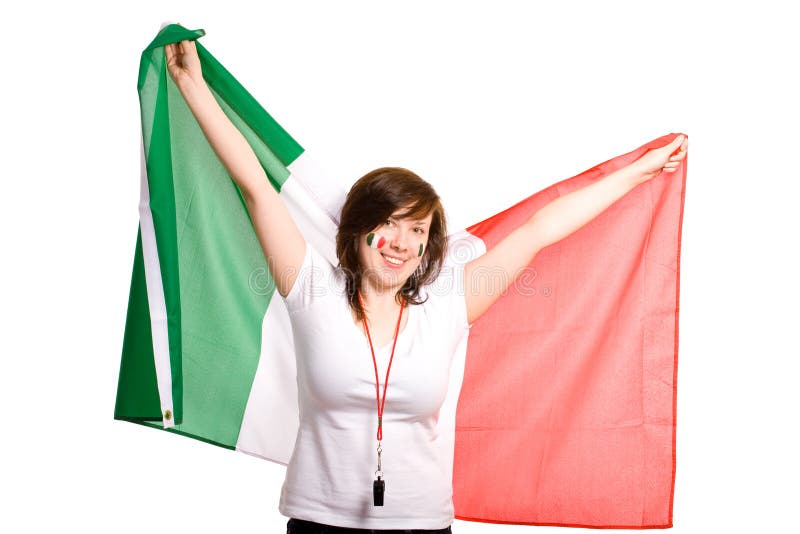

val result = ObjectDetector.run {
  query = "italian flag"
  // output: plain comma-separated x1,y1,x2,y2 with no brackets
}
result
116,24,685,529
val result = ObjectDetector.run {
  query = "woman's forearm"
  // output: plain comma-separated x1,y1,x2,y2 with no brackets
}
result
528,162,647,249
177,79,268,198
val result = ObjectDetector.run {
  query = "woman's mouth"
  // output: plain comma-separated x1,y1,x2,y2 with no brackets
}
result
381,253,407,268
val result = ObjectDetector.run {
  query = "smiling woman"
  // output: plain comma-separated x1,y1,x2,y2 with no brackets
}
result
278,169,471,530
123,25,687,532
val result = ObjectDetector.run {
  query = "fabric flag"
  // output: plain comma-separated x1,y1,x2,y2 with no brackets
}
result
116,24,685,529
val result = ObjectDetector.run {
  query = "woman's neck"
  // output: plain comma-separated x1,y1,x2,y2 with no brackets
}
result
358,280,403,312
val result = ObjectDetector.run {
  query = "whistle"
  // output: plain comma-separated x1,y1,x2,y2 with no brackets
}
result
373,476,385,506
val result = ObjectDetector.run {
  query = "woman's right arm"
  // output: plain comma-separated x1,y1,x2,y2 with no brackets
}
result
165,39,305,298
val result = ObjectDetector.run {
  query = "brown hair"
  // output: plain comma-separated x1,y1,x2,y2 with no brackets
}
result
336,167,448,322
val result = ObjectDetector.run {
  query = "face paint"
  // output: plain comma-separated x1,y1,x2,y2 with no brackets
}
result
418,243,424,257
366,232,387,249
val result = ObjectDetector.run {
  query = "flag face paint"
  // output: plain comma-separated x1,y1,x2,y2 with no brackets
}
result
366,232,387,249
117,23,685,529
418,243,424,257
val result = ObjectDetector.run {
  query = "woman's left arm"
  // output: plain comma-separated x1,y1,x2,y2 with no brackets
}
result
464,134,688,324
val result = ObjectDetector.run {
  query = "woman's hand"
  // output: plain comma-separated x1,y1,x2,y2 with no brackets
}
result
164,39,204,89
632,134,689,183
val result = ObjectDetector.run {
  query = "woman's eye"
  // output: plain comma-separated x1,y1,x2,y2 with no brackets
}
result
415,228,424,234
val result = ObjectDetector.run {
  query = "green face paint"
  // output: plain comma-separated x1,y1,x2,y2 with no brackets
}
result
418,243,424,257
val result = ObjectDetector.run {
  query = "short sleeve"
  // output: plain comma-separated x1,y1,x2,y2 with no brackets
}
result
422,260,471,340
449,260,471,331
283,241,338,314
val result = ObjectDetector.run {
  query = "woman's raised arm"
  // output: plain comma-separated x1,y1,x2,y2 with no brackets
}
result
165,39,306,298
463,134,688,325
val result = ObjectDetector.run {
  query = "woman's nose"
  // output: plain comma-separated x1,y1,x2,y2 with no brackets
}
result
390,229,411,250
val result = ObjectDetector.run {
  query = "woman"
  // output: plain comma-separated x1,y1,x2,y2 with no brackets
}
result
165,39,687,534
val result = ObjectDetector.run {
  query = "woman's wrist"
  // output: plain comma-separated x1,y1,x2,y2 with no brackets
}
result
177,75,211,103
627,160,656,186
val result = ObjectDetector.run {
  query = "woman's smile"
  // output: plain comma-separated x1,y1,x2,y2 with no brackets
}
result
381,252,407,268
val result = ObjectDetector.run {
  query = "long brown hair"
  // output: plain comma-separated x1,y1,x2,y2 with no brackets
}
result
336,167,448,322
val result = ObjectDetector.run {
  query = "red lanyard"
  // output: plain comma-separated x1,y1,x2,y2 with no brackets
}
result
357,292,406,441
357,291,405,507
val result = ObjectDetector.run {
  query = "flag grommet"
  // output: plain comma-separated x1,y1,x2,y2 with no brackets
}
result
164,409,172,421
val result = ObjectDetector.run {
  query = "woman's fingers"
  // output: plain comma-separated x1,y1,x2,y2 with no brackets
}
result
662,137,689,173
668,134,685,150
668,140,689,162
665,135,686,153
669,149,688,160
164,39,203,85
166,42,181,63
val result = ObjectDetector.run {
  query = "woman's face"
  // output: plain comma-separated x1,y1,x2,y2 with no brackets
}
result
357,205,433,293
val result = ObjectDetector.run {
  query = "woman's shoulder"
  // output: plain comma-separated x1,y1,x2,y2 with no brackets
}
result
417,261,468,318
416,260,471,338
420,261,465,300
283,240,347,313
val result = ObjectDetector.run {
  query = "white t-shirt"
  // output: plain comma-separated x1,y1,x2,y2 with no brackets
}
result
278,240,470,530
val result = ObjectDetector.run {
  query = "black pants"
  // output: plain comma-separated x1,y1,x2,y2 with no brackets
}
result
287,517,453,534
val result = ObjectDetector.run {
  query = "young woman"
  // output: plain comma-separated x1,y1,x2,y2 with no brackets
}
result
165,39,687,534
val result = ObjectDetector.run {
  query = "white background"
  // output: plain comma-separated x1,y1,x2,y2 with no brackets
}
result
2,1,799,532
